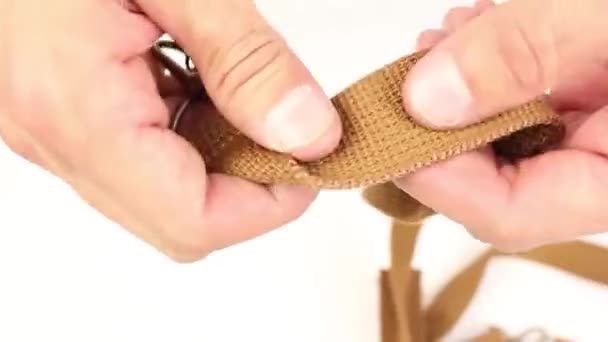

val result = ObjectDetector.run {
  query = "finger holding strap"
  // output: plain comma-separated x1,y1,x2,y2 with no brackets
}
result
134,0,342,162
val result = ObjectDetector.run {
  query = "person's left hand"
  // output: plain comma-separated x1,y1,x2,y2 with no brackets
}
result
395,0,608,251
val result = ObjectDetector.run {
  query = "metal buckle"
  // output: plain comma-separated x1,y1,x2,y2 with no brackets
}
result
151,40,207,132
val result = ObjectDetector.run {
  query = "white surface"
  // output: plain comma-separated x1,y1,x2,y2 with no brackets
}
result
1,0,608,341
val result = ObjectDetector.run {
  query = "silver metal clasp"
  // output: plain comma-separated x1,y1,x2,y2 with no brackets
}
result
151,39,208,132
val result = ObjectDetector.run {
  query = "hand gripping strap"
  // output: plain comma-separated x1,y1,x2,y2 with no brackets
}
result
161,46,565,189
154,41,597,341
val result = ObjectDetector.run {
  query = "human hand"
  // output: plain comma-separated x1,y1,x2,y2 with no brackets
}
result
396,0,608,251
0,0,342,261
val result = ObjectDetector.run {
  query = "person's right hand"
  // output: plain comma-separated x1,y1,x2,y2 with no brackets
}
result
0,0,342,262
396,0,608,252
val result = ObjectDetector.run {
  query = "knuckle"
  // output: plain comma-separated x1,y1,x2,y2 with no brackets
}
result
163,246,209,264
0,58,60,170
205,26,286,104
6,79,60,143
494,14,558,93
442,7,470,28
142,150,214,263
159,229,213,264
416,30,444,48
468,217,530,253
0,131,40,164
163,220,214,264
445,7,465,18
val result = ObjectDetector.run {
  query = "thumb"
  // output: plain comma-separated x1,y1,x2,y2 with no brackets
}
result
401,0,608,129
136,0,342,161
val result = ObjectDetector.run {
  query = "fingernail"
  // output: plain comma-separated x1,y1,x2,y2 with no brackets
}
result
405,52,473,128
265,85,337,152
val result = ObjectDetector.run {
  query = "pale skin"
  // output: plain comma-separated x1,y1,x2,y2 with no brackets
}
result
397,0,608,251
1,0,608,261
0,0,343,262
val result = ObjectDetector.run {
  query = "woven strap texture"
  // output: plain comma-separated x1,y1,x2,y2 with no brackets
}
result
174,49,565,189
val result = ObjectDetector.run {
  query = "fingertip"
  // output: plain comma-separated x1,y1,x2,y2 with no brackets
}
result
262,84,344,161
442,6,478,32
474,0,496,11
405,1,507,130
401,49,475,129
287,105,343,161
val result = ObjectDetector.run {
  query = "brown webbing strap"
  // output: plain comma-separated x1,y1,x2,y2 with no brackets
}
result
153,41,595,341
366,186,608,341
381,220,427,342
153,43,565,193
426,241,608,341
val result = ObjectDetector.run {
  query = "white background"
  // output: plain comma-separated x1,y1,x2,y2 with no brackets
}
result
1,0,608,341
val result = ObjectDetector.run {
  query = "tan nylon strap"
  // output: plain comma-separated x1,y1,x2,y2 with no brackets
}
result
383,221,424,342
381,220,427,342
153,41,592,341
153,44,566,190
365,186,608,342
425,241,608,341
